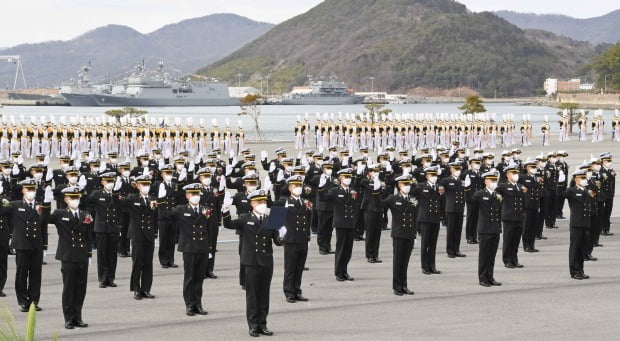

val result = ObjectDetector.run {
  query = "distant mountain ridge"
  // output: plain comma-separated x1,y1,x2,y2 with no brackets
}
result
495,10,620,44
0,13,274,88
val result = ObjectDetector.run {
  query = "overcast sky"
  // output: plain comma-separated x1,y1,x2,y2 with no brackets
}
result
1,0,618,47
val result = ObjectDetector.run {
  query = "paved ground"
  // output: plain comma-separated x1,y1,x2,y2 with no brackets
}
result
2,137,620,340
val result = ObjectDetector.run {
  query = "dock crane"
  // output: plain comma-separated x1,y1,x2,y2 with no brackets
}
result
0,55,27,89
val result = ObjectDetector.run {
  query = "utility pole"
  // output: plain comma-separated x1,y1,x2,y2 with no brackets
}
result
237,73,243,87
369,76,374,93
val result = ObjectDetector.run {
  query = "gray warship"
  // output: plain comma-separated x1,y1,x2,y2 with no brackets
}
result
61,61,238,107
282,75,364,105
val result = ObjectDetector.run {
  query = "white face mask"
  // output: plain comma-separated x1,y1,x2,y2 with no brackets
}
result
549,158,557,164
472,164,481,170
604,162,613,169
324,169,333,176
33,172,43,180
315,160,323,166
341,178,352,186
593,164,601,172
403,167,411,175
24,191,36,201
60,163,70,169
511,173,519,182
154,155,162,160
400,185,411,194
528,167,537,175
163,174,173,183
122,170,130,178
246,185,257,193
216,154,222,160
201,178,212,186
176,164,184,171
246,169,256,176
453,170,461,178
291,187,303,196
189,195,201,205
254,203,268,215
2,168,11,176
141,160,149,167
586,172,593,179
579,179,588,187
110,158,118,163
489,182,498,191
540,162,547,168
422,162,431,168
428,176,438,184
140,185,150,195
104,182,114,191
285,166,293,173
485,159,494,166
68,199,80,209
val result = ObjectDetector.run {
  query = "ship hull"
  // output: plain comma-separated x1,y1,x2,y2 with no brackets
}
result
61,93,100,106
63,93,240,107
281,95,364,105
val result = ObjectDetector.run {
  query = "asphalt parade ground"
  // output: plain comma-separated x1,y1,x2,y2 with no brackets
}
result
3,137,620,340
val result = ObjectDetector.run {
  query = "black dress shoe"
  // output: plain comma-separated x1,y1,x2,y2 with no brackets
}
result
344,274,355,281
0,291,6,297
319,250,329,255
195,306,208,315
286,296,297,303
258,328,274,336
490,280,502,286
295,295,309,302
142,292,155,299
393,290,404,296
99,282,107,288
134,291,143,300
249,329,260,337
367,258,376,263
505,263,515,269
581,274,590,279
106,282,117,287
161,264,169,268
594,243,603,247
515,263,524,268
42,261,47,265
186,307,196,316
336,276,346,281
467,240,478,244
571,274,583,280
169,263,179,268
585,255,597,261
20,305,29,312
422,269,432,275
327,250,335,254
402,288,414,295
538,235,548,240
65,321,75,329
206,273,217,279
34,305,42,311
119,252,129,258
74,320,88,328
479,281,492,287
455,252,466,257
447,254,456,258
431,269,441,274
374,258,383,263
241,285,246,290
303,267,309,271
524,248,539,253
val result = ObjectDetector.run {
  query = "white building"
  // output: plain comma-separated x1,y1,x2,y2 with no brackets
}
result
228,86,260,98
544,78,558,96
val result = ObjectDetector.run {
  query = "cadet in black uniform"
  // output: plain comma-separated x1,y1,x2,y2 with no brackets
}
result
599,153,615,236
83,172,121,288
117,162,134,257
520,159,542,252
496,165,525,268
120,175,157,300
319,168,359,281
555,151,569,219
415,166,444,275
382,175,417,296
222,190,284,337
439,162,466,258
471,169,503,287
154,164,181,268
159,183,210,316
566,170,593,280
463,157,484,244
195,167,224,279
49,187,92,329
310,160,336,255
359,164,387,263
0,161,13,297
232,173,260,288
543,152,559,229
273,176,311,303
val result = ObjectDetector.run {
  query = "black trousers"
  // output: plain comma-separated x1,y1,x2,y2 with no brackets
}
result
96,232,118,283
364,211,382,259
544,192,557,227
15,249,43,306
355,208,366,238
569,227,586,276
245,264,273,330
523,209,538,250
0,239,8,291
591,202,605,245
582,227,593,258
118,211,131,254
61,261,88,323
392,238,414,291
478,233,500,283
238,234,245,286
445,212,464,255
158,220,177,266
602,199,613,233
419,222,439,272
310,207,318,233
502,220,523,266
206,220,219,274
130,239,154,293
556,188,566,217
536,201,545,237
465,202,478,242
183,252,208,308
316,210,334,252
335,228,354,277
283,243,308,298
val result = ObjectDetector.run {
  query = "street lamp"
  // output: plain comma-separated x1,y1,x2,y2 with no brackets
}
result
266,74,270,96
369,76,375,93
237,73,243,87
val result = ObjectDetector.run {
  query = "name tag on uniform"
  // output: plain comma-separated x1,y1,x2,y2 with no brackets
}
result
507,188,513,191
62,217,70,221
483,197,489,200
286,204,294,208
449,182,455,185
18,208,26,212
395,202,402,206
184,213,191,216
99,198,107,201
423,190,429,193
247,222,255,225
576,193,582,197
525,180,531,183
241,200,247,203
134,203,141,206
338,194,344,198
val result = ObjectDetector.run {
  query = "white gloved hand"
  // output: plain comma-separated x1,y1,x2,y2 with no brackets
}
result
45,168,53,182
342,156,349,166
356,166,364,175
276,169,285,183
44,185,53,203
178,168,187,182
75,159,81,169
0,180,4,195
263,176,273,192
188,161,195,173
158,158,165,169
99,161,107,173
219,176,226,192
142,167,149,176
113,176,122,191
319,174,328,188
464,174,471,187
231,157,238,167
208,253,213,259
158,183,167,199
12,164,19,176
297,151,302,159
17,155,23,165
225,165,233,176
466,149,470,157
373,176,381,191
222,192,233,211
260,150,268,161
43,155,50,166
229,149,235,159
558,170,566,183
437,167,442,176
269,162,276,173
278,226,287,238
78,175,87,190
194,155,202,165
385,163,392,172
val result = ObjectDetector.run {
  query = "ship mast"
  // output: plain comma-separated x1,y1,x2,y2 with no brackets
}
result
0,55,27,89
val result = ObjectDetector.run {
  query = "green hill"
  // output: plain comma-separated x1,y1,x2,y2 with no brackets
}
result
198,0,593,97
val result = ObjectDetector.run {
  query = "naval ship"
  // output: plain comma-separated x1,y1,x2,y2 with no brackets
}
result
282,75,364,105
61,61,239,107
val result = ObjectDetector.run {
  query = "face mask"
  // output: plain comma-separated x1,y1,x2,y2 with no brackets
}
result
2,168,11,176
453,170,461,178
342,178,352,186
33,172,43,180
315,160,323,166
254,203,268,215
285,166,293,173
511,173,519,182
291,187,303,196
422,162,431,168
154,155,162,160
110,158,118,163
401,185,411,194
403,167,411,175
331,151,338,157
486,160,493,166
140,186,150,195
586,172,592,179
540,162,547,168
246,185,257,193
68,199,80,209
61,163,70,169
489,182,498,191
324,169,333,176
201,178,212,186
549,158,557,164
24,191,36,201
593,165,601,172
163,174,173,183
388,152,395,158
246,169,256,176
604,162,613,169
122,170,130,178
472,164,480,170
189,195,201,205
141,161,149,167
176,164,184,171
216,154,221,160
428,176,438,184
104,182,114,191
458,153,465,158
579,179,588,187
528,167,536,175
